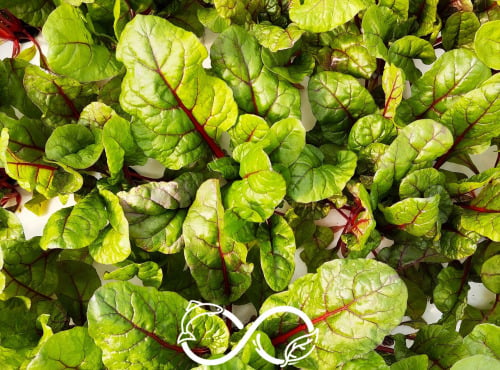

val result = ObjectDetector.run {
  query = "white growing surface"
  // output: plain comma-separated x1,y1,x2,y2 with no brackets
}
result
0,33,496,328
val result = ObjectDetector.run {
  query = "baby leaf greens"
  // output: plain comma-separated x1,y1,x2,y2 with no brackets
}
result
0,1,499,369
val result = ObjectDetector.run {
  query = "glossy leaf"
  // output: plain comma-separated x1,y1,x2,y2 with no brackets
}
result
464,323,500,358
225,144,286,222
288,145,357,203
0,238,59,302
260,258,407,368
87,282,229,369
27,327,104,370
481,255,500,294
183,179,253,304
461,179,500,242
382,64,405,120
43,4,122,82
104,261,163,288
442,12,480,50
362,5,398,59
451,354,500,370
252,22,304,52
55,260,100,326
347,115,395,152
474,20,500,70
433,266,469,325
371,119,453,204
387,36,436,83
211,25,301,123
0,124,83,199
437,74,500,162
228,114,269,148
117,15,238,169
390,355,429,370
380,195,440,237
257,214,295,291
299,223,335,273
288,0,369,32
40,192,107,250
308,71,377,144
45,124,103,169
396,48,491,123
411,325,469,369
261,44,315,84
89,189,131,264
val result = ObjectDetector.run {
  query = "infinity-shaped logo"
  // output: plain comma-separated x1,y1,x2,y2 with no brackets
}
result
177,300,318,367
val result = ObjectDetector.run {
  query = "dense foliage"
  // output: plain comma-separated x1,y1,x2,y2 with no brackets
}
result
0,0,499,369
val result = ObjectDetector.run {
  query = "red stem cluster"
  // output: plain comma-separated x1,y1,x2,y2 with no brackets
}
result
331,199,369,256
0,9,49,69
0,168,21,211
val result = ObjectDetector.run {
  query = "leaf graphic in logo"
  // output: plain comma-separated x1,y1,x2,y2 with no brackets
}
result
283,328,318,366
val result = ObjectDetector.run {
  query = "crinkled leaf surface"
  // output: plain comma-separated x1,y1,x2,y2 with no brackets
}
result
464,323,500,358
442,11,480,50
481,255,500,294
0,238,59,302
257,214,295,291
288,145,357,203
371,119,453,204
104,261,163,288
461,179,500,242
117,15,238,169
396,49,491,123
252,22,304,52
450,354,500,370
382,64,405,120
211,25,301,123
387,36,436,83
45,124,103,169
260,258,407,368
0,124,83,198
55,260,100,326
288,0,369,33
225,144,286,222
40,192,107,250
348,115,395,152
183,179,253,304
380,195,440,237
411,325,469,369
27,327,103,370
87,282,229,369
474,20,500,69
308,71,377,144
43,4,121,82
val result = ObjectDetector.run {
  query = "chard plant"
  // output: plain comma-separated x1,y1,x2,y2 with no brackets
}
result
0,0,499,369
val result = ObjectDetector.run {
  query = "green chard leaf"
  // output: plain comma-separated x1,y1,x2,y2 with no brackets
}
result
433,265,469,327
288,0,370,33
442,11,481,50
288,145,357,203
89,188,131,264
434,74,500,166
27,327,104,370
362,5,398,60
104,260,163,288
371,119,453,204
211,25,301,123
183,179,253,304
387,36,436,83
481,255,500,294
55,260,100,326
464,323,500,358
0,121,83,198
40,192,107,250
474,20,500,70
260,259,407,368
450,355,500,370
396,49,491,124
261,43,315,84
87,282,229,369
348,114,396,152
409,0,439,36
308,71,378,145
381,64,405,120
257,214,295,291
411,325,469,369
45,124,103,170
43,4,122,82
118,173,203,253
225,144,286,222
461,179,500,242
23,65,96,127
299,223,335,273
0,58,41,118
252,22,305,52
1,238,59,303
117,15,238,169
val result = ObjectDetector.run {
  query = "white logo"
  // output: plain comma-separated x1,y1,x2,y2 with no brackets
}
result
177,300,318,367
